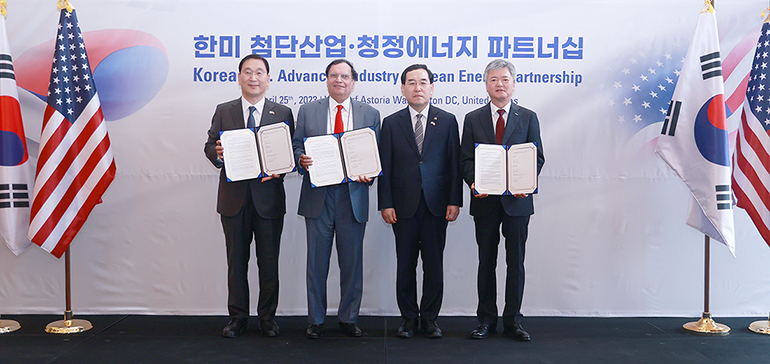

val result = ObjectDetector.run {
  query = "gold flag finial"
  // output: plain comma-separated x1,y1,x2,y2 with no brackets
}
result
1,1,8,18
700,0,715,14
57,0,75,13
762,6,770,23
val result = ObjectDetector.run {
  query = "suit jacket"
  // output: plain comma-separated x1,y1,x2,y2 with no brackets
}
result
205,97,295,218
378,105,463,218
459,103,545,217
292,97,381,223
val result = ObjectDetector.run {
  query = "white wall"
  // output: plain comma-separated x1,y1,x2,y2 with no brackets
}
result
1,0,769,317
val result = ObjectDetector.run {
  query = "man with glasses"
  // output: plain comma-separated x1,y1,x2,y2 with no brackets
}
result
205,54,294,338
293,59,381,339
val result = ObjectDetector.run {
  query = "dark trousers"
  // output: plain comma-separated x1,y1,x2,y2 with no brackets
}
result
392,192,448,321
474,200,529,328
222,191,283,322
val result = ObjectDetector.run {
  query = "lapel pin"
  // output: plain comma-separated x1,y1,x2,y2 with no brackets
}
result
431,121,436,126
269,110,275,115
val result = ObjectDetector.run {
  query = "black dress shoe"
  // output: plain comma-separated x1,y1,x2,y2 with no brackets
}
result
222,318,247,338
505,324,531,341
306,324,323,339
260,320,280,337
396,318,416,338
339,322,363,337
422,320,442,339
470,324,496,339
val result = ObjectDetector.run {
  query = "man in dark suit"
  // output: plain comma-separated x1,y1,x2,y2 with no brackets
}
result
460,59,545,341
378,64,462,339
292,59,381,339
204,54,294,338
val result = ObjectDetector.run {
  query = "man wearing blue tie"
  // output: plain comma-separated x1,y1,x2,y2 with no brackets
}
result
460,59,545,341
293,59,381,339
204,54,294,338
378,64,462,339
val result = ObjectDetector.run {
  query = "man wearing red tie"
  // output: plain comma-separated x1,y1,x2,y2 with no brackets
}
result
459,59,545,341
292,59,381,339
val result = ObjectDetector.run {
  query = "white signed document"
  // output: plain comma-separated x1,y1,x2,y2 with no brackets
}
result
256,122,295,176
474,144,508,195
474,142,536,195
340,128,382,180
220,128,262,182
506,142,537,194
304,134,346,187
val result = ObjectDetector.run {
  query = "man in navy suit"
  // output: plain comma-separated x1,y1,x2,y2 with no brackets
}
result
292,59,381,339
378,64,462,339
460,59,545,341
205,54,294,338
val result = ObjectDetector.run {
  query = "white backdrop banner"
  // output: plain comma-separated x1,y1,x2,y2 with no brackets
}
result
1,0,770,317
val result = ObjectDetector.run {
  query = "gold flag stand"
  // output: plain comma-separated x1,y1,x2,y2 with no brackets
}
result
682,236,730,335
45,247,92,334
748,315,770,335
0,315,21,334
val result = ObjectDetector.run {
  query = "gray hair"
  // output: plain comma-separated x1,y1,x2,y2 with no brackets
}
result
484,59,516,78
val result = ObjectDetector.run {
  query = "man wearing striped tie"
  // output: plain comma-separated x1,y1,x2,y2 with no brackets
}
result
378,64,463,339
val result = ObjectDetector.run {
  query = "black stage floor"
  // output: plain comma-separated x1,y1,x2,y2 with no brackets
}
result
1,315,768,363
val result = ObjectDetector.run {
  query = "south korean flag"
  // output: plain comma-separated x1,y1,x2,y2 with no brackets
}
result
655,3,735,256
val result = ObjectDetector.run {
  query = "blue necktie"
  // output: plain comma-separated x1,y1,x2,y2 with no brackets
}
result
247,106,256,128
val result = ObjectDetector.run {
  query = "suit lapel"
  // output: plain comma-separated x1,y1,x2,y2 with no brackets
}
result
480,103,496,144
308,98,329,136
422,107,439,153
502,104,520,145
321,98,331,134
395,107,420,156
260,100,281,126
229,98,245,129
351,99,363,130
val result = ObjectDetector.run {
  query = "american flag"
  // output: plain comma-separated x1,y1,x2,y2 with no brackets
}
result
733,20,770,248
28,8,116,258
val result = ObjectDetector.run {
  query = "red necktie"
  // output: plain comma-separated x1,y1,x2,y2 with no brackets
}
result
496,109,505,145
334,104,344,134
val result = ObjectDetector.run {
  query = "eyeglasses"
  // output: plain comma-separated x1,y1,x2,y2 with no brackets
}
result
328,73,351,81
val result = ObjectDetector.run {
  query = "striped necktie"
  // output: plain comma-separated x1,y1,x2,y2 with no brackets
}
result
414,113,424,154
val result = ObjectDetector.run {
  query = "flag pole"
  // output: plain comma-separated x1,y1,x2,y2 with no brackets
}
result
45,247,92,334
683,235,730,335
